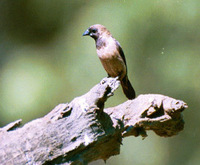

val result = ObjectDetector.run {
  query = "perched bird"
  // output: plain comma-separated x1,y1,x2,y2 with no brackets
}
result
83,24,135,99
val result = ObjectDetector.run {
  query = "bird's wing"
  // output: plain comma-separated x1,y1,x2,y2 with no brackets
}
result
116,40,127,66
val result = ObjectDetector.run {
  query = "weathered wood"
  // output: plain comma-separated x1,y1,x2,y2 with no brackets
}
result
0,77,188,165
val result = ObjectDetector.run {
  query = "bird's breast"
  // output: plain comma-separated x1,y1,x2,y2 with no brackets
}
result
96,39,118,59
96,41,126,78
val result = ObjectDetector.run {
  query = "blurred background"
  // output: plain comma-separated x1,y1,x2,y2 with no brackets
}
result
0,0,199,164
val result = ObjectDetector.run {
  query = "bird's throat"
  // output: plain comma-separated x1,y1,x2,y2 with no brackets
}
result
96,38,107,50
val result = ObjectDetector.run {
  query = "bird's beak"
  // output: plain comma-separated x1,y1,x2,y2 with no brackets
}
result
82,29,90,36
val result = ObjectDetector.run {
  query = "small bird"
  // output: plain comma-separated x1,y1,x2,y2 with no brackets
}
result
83,24,135,99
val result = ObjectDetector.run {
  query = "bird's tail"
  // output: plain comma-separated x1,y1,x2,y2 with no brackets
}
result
120,76,136,100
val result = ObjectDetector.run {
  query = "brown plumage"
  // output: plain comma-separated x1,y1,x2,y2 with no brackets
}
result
83,24,135,99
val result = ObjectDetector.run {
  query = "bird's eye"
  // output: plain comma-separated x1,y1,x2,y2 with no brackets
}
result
91,29,97,33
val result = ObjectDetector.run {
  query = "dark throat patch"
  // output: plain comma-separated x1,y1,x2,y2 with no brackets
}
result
96,38,106,50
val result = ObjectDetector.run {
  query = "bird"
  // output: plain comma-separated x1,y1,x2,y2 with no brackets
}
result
82,24,135,99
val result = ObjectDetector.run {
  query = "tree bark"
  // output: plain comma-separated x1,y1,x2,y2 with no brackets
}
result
0,77,188,165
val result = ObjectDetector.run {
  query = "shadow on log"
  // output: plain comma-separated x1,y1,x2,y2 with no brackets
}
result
0,77,188,165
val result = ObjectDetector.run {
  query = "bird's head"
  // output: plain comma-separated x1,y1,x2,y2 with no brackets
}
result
82,24,110,40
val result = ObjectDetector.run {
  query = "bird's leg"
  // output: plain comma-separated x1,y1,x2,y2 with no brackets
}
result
117,71,124,81
107,74,120,81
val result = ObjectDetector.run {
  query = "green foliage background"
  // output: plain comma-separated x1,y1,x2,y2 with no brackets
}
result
0,0,199,164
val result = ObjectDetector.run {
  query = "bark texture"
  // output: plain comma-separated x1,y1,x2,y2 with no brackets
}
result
0,77,188,165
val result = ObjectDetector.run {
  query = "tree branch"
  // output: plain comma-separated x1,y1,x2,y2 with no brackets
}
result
0,77,188,165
